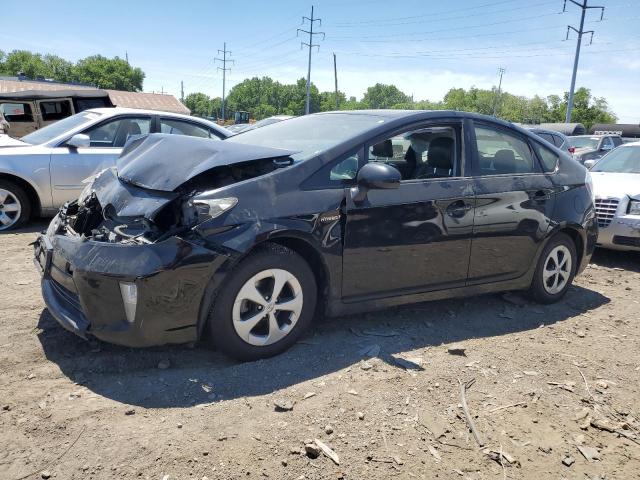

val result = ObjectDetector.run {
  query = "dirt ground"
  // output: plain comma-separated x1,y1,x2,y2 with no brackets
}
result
1,221,639,480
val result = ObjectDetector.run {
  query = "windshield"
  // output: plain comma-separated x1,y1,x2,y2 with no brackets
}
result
226,113,387,160
591,146,640,174
21,111,103,145
569,137,599,149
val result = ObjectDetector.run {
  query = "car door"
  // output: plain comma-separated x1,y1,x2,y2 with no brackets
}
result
49,115,151,206
341,119,475,301
467,121,556,283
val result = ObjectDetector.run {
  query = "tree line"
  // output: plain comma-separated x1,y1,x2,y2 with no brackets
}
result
0,50,144,92
187,77,617,129
0,50,616,128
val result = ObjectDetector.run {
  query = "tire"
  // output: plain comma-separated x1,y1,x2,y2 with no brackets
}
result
528,232,577,304
207,243,317,361
0,180,31,231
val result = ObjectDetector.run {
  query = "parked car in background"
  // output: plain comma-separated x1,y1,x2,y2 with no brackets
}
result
228,115,294,134
0,90,114,138
34,110,596,360
569,134,623,164
0,108,230,230
527,127,571,154
589,141,640,251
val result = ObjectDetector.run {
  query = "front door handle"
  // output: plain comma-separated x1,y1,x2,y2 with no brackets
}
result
446,201,473,218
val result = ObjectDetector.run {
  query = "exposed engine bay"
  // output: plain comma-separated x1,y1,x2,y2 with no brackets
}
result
54,133,297,245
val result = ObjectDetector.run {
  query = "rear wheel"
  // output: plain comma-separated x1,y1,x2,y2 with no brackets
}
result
207,244,317,361
0,180,31,231
528,233,576,304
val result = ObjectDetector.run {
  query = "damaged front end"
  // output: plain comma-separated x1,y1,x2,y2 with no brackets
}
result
37,134,297,347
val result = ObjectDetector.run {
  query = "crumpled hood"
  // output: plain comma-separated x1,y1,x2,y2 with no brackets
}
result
117,133,295,191
591,172,640,198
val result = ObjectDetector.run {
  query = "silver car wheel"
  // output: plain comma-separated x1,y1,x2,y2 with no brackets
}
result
232,268,304,347
0,188,22,231
542,245,572,295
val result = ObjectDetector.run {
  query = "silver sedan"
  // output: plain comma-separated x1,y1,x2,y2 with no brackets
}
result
590,141,640,251
0,108,230,230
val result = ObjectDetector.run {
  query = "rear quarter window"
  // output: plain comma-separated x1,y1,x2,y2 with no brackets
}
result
532,141,559,172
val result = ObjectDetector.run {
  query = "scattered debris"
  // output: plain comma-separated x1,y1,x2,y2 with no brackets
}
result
314,439,340,465
347,389,358,396
576,330,586,338
577,445,600,462
360,361,373,371
548,381,576,392
562,456,575,467
357,412,365,420
304,442,321,459
41,471,51,479
274,399,294,412
324,425,334,435
428,445,441,462
302,392,316,400
488,402,526,413
390,355,423,370
458,378,484,447
447,345,466,356
124,408,135,416
483,448,520,467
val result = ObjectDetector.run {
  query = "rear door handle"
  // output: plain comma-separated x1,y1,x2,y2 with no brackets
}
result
446,201,473,218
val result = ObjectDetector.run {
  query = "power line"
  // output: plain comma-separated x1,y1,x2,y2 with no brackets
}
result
214,42,233,121
563,0,605,123
298,6,324,115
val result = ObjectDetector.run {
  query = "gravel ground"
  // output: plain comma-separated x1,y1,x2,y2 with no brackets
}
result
1,221,639,480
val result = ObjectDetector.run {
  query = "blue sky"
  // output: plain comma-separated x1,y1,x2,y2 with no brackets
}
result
2,0,639,121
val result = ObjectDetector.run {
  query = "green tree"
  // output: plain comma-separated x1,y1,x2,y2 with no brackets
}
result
73,55,144,91
184,92,213,117
563,87,617,128
361,83,411,109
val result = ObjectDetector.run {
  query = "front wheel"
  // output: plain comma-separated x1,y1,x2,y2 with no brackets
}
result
207,244,317,361
528,233,577,304
0,180,31,231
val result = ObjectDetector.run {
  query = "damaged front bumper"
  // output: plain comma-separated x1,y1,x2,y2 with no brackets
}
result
35,214,231,347
596,216,640,251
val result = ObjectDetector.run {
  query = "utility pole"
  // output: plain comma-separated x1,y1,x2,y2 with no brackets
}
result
492,67,506,117
125,51,129,64
333,52,339,110
298,6,324,115
180,80,184,103
563,0,604,123
215,42,233,121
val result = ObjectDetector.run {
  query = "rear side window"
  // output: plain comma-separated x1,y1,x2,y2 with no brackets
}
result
552,134,565,148
160,118,214,139
0,102,33,122
75,98,111,112
532,142,559,172
612,136,623,147
474,125,537,175
537,132,554,144
40,100,72,121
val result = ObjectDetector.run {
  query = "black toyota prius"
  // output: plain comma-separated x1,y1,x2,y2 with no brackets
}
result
34,110,598,360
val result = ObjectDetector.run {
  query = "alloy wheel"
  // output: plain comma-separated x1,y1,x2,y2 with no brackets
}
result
0,188,22,231
542,245,572,295
232,268,304,346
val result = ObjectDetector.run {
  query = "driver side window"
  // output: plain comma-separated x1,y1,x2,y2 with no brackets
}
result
84,117,151,148
367,125,460,181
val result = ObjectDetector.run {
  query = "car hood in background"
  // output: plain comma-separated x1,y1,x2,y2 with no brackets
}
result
117,133,296,191
0,135,30,148
591,172,640,198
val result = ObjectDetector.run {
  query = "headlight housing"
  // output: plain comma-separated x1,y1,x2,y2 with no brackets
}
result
628,199,640,216
191,197,238,224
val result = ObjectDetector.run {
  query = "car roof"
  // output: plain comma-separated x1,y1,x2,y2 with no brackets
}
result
86,107,229,132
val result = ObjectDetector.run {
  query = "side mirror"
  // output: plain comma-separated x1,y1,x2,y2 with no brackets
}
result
351,162,401,203
583,159,597,169
67,134,90,149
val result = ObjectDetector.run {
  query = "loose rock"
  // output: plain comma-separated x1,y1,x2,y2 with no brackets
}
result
274,399,294,412
305,442,321,459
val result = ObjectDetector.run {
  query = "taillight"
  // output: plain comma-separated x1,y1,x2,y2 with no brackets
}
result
568,147,576,154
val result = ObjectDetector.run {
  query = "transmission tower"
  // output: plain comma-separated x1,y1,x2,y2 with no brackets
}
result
298,6,325,115
215,42,234,121
563,0,604,123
